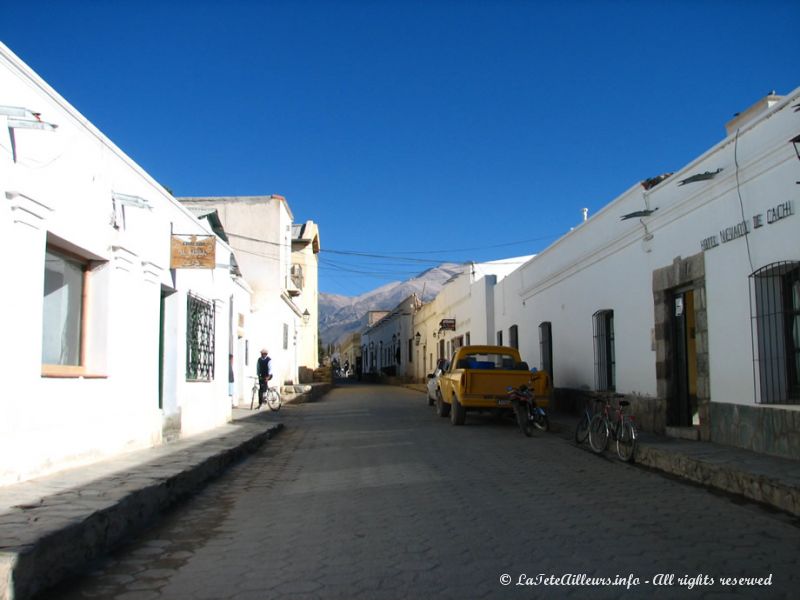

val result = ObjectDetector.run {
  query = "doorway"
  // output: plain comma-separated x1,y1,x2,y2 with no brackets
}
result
670,289,698,427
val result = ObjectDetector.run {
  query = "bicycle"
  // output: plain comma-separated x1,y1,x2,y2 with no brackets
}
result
249,376,282,411
587,393,637,462
575,391,617,444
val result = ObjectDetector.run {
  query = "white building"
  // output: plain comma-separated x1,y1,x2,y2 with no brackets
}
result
292,221,321,374
488,90,800,458
0,43,249,484
412,258,533,380
361,296,420,378
177,197,320,395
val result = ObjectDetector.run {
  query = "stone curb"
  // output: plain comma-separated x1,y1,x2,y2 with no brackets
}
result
284,382,333,405
633,444,800,517
0,421,283,600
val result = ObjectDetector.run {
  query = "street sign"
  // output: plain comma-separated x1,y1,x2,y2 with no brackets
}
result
170,234,216,269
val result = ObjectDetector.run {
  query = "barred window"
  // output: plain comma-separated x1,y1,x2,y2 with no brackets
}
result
539,321,553,379
750,262,800,404
186,293,215,381
593,310,615,391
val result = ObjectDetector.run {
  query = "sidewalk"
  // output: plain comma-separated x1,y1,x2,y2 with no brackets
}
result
403,383,800,518
0,383,331,600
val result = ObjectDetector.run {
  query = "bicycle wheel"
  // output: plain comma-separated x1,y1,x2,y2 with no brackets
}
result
616,420,637,462
574,412,590,444
588,414,609,454
514,403,533,437
250,385,259,410
266,388,281,411
532,408,549,432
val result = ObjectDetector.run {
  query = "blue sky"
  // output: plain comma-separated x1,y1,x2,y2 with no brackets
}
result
3,0,798,296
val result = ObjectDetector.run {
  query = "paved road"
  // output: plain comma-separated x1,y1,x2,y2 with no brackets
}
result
40,384,799,599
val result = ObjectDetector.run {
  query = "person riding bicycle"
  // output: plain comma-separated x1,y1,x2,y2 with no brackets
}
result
257,348,273,409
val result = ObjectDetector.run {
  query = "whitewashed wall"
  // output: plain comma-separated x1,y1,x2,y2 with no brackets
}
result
497,89,800,411
0,43,245,483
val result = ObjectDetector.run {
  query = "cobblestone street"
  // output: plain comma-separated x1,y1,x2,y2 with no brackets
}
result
40,384,800,600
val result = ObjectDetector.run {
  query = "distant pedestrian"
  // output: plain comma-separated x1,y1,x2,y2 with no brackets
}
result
257,348,273,409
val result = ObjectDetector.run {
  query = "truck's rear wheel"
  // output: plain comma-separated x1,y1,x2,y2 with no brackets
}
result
435,390,450,418
450,395,466,426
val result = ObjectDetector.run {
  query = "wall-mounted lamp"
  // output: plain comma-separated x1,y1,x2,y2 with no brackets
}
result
791,134,800,184
414,332,421,346
112,192,153,211
302,309,311,324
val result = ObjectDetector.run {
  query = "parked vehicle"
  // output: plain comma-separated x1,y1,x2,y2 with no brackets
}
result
436,345,550,426
426,358,450,406
506,381,549,436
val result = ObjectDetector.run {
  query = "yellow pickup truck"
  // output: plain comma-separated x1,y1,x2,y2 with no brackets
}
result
435,345,550,425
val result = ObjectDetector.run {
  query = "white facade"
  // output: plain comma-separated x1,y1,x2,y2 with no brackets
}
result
473,90,800,457
0,43,250,484
412,258,533,380
177,197,320,392
361,296,420,378
292,221,321,372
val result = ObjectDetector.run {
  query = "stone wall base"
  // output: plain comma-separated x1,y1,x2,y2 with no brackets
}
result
710,402,800,460
552,388,665,434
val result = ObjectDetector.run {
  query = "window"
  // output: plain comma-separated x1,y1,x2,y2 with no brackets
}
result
42,248,86,370
497,331,503,346
408,338,413,363
593,310,615,391
509,325,519,350
186,293,215,381
283,323,289,350
465,332,471,346
290,264,304,289
539,322,553,379
452,335,464,351
751,262,800,403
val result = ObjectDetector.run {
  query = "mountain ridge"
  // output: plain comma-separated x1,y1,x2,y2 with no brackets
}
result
319,263,465,345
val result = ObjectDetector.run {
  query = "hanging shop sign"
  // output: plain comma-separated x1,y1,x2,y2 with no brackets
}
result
170,234,216,269
699,200,793,252
439,318,456,331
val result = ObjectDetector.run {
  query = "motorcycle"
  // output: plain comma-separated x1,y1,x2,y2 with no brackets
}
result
506,383,549,437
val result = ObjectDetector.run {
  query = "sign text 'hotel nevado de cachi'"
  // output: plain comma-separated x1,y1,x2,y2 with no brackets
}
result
170,234,216,269
700,200,794,252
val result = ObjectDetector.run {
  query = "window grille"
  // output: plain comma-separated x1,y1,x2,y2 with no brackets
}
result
539,321,553,379
750,261,800,404
593,310,615,391
186,293,215,381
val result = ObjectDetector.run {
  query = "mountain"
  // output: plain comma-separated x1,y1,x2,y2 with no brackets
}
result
319,263,465,345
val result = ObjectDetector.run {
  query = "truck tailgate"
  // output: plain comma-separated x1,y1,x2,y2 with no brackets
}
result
463,370,531,399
